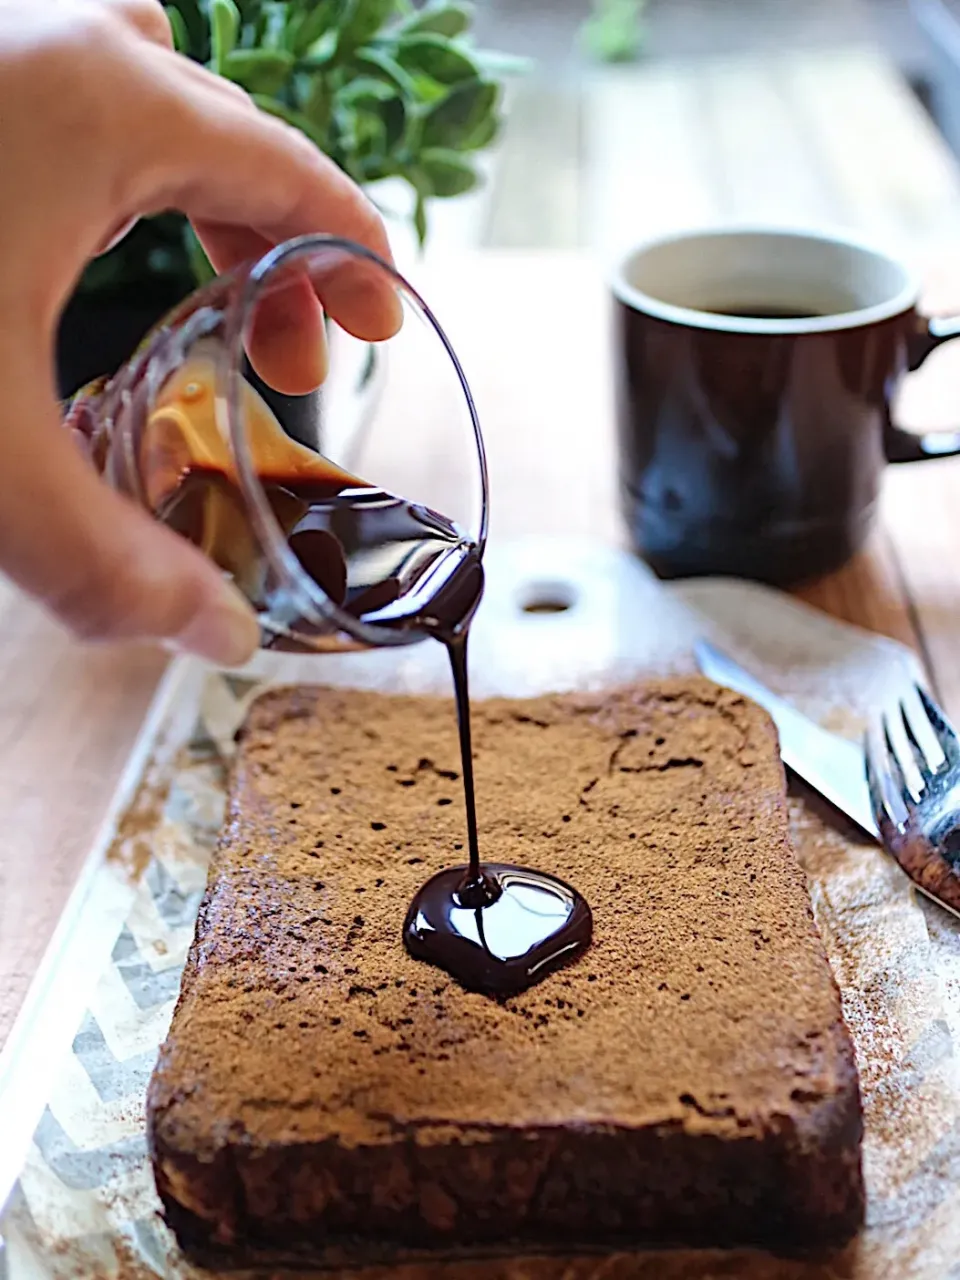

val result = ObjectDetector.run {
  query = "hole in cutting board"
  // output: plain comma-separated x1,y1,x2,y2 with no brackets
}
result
519,581,578,615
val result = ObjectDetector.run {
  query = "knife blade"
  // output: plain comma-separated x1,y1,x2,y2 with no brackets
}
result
695,641,878,839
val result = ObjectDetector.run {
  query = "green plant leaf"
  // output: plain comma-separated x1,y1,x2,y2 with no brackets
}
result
380,94,406,150
302,73,334,134
184,224,216,286
337,0,399,57
170,0,207,59
400,2,471,39
75,0,514,277
359,156,394,183
406,71,447,105
418,148,478,197
233,0,264,22
252,93,327,148
459,109,498,151
260,0,289,51
209,0,241,71
222,47,295,92
331,113,364,179
420,77,497,150
287,0,338,56
252,5,269,47
414,188,428,247
332,89,397,169
352,106,387,158
298,28,338,66
352,47,418,98
394,34,477,85
470,48,532,77
337,76,396,106
165,5,191,53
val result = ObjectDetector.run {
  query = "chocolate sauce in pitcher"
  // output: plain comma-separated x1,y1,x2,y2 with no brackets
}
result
145,370,593,997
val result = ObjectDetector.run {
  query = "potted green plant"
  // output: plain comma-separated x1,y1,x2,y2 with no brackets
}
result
57,0,512,396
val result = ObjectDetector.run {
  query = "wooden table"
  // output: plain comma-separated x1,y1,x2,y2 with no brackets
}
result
7,43,960,1054
396,46,960,265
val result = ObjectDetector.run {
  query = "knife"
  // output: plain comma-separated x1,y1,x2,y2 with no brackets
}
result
695,641,878,839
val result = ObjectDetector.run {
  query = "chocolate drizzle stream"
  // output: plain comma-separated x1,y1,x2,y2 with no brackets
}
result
403,573,593,998
149,432,592,996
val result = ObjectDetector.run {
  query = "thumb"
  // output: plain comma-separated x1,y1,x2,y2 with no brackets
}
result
1,354,261,665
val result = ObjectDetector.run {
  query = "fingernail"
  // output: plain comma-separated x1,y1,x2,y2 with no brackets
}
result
170,586,261,667
386,286,404,336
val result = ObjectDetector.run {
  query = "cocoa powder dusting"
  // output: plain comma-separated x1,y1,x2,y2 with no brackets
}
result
146,677,862,1262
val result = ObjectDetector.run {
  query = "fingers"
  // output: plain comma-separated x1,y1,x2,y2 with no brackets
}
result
124,46,403,336
195,221,403,395
138,54,392,256
196,220,404,344
246,269,328,397
191,223,329,396
99,0,174,47
308,251,405,343
92,40,246,260
0,344,260,665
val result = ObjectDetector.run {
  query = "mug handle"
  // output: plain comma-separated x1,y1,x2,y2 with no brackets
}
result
886,314,960,463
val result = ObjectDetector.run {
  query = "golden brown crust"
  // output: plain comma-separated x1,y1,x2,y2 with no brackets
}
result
148,677,864,1262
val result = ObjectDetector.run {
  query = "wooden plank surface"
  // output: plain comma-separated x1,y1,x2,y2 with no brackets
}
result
396,47,960,261
483,83,584,249
695,57,843,228
785,48,960,256
792,531,922,652
581,65,722,253
475,47,960,258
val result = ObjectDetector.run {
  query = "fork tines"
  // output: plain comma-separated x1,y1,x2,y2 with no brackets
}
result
866,683,958,835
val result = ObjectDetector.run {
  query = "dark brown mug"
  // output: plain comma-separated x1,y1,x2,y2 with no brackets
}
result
612,227,960,584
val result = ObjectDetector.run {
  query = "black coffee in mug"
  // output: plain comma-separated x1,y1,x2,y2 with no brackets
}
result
612,228,960,585
707,305,826,320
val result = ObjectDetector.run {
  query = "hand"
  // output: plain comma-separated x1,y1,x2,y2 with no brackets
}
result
0,0,401,665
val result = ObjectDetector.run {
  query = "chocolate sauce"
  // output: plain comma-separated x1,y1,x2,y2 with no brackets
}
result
403,863,593,997
154,461,477,643
155,448,592,997
404,610,593,998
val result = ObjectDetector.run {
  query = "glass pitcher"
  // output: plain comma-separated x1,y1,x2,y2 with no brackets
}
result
64,235,488,653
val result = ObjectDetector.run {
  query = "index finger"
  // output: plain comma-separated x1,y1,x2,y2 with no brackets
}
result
127,55,403,338
195,221,402,397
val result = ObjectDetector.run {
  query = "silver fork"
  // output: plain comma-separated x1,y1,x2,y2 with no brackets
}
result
865,685,960,918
